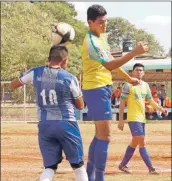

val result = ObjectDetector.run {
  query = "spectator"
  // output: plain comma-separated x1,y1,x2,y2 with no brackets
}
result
111,88,116,107
151,84,157,95
152,92,162,119
112,87,121,107
158,85,166,106
163,96,172,108
115,87,122,107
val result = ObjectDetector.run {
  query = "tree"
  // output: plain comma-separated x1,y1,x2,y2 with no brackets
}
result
107,17,164,55
107,17,135,50
1,2,87,81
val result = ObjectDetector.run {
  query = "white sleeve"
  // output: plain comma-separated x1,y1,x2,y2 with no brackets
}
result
19,69,34,84
70,76,82,99
120,83,130,99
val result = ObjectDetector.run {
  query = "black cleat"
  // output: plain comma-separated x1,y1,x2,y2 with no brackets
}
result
149,168,159,175
119,165,132,174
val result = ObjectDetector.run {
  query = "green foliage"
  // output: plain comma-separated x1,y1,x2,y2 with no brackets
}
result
107,17,164,55
66,44,82,75
2,2,165,83
1,2,87,81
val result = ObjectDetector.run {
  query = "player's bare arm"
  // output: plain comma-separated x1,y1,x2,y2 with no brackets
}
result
118,99,126,131
109,54,139,85
148,99,168,116
74,97,85,110
115,67,140,86
10,78,23,89
103,42,148,71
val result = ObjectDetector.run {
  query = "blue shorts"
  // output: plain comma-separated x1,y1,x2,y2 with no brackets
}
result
38,120,83,167
128,122,145,136
82,85,112,121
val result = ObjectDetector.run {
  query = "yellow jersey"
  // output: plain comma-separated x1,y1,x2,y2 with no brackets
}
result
121,81,152,122
82,31,112,90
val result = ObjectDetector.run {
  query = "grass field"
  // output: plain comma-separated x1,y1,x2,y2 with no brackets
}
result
2,121,171,181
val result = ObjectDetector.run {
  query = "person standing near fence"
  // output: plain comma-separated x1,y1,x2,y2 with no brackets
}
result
118,63,168,174
82,4,149,181
10,45,88,181
158,84,167,106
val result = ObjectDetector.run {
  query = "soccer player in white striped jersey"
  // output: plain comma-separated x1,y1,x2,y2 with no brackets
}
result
10,45,88,181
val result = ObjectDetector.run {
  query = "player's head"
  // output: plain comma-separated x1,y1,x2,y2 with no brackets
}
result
152,84,156,88
132,63,145,79
87,4,107,35
48,45,68,69
161,84,165,89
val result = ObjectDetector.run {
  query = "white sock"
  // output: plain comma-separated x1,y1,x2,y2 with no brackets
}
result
74,165,88,181
40,168,55,181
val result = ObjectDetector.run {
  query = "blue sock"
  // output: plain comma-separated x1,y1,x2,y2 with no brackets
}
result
87,137,97,181
120,145,135,167
139,147,153,170
94,138,109,181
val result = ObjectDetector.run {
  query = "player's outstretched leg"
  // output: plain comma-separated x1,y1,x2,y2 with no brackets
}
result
119,145,136,174
139,147,159,174
87,136,98,181
40,168,55,181
94,138,109,181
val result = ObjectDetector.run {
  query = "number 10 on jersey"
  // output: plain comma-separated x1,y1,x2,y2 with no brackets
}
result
40,89,58,105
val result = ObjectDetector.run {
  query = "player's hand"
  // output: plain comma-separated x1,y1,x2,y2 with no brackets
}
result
162,109,168,116
132,41,148,56
118,121,124,131
128,77,140,86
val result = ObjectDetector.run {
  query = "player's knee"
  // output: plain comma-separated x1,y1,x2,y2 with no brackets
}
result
138,141,145,147
131,137,138,147
45,163,58,171
138,136,145,147
96,135,111,142
70,161,84,169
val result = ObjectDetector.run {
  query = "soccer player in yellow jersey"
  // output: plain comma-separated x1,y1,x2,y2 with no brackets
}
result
82,4,149,181
118,63,168,174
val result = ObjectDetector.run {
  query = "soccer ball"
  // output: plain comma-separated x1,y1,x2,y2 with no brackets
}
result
51,22,75,45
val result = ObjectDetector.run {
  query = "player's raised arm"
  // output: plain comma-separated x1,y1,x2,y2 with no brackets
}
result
103,42,148,71
109,54,140,85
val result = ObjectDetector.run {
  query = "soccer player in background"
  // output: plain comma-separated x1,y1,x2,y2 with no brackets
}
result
10,45,88,181
118,63,168,174
82,4,148,181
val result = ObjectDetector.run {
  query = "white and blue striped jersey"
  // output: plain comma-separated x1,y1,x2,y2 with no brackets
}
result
19,66,82,122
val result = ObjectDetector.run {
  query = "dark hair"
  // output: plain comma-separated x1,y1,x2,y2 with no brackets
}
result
87,4,107,21
49,45,68,62
133,63,144,70
161,84,165,87
152,84,156,87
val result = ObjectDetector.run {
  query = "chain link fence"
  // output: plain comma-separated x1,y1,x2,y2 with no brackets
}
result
1,81,171,123
1,81,38,123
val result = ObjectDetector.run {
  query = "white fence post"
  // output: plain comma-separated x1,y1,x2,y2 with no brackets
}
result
24,84,26,122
